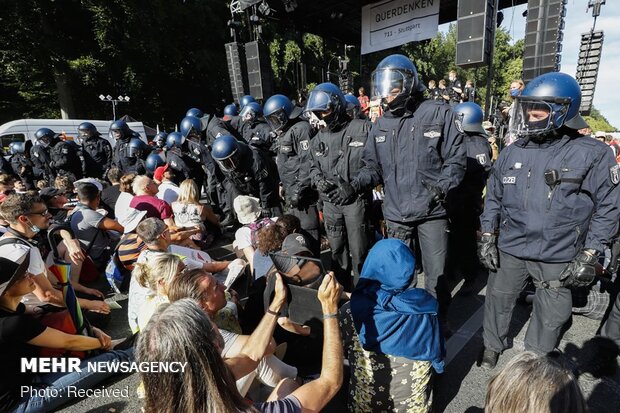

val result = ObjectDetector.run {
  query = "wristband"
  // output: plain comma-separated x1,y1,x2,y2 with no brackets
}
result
266,309,280,316
322,313,338,320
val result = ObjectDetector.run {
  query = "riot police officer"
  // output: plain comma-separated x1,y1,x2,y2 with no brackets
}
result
343,55,466,321
344,94,363,119
48,134,83,180
179,115,217,194
211,135,281,219
127,137,150,175
239,102,276,154
165,132,194,183
239,95,255,110
32,128,58,181
9,142,35,189
152,131,168,151
185,107,233,145
445,102,492,294
477,72,620,368
77,122,113,179
111,120,142,174
223,103,244,139
305,82,372,290
264,94,319,244
146,152,166,174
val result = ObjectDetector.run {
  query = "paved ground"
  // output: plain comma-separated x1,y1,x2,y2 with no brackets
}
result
57,244,620,413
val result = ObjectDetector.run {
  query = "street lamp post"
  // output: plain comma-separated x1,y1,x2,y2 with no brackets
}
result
98,94,130,120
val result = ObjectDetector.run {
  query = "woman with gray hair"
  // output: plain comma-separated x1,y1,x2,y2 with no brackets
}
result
485,351,586,413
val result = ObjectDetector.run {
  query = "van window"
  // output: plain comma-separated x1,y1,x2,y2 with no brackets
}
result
1,134,25,153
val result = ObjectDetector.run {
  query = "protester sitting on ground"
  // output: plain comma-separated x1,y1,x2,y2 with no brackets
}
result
233,195,276,272
167,269,298,396
171,179,220,248
155,164,180,204
100,167,122,219
134,253,184,331
129,176,174,224
40,187,70,223
70,182,123,270
0,193,110,315
254,224,287,281
340,239,445,413
485,351,586,413
53,174,79,209
0,256,133,413
114,172,136,223
138,273,344,412
127,218,231,333
275,214,320,257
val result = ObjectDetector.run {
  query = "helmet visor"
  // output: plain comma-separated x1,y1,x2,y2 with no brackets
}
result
371,69,409,99
239,106,257,123
305,90,336,113
216,153,239,171
265,108,288,133
509,97,570,137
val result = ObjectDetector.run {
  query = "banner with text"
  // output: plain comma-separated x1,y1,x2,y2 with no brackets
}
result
361,0,440,55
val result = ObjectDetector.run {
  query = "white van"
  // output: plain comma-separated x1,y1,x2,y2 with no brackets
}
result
0,119,148,151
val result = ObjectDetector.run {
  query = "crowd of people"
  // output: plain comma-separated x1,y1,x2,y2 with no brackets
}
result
0,52,619,413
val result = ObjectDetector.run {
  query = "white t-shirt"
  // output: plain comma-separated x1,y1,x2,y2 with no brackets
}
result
115,192,134,224
0,236,48,307
157,182,180,205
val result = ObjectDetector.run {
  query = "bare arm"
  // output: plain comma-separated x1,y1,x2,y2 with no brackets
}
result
290,273,344,412
33,272,65,307
98,217,124,233
202,261,230,274
28,326,110,351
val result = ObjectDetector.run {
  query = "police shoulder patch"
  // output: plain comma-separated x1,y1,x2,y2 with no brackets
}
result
171,161,178,168
611,164,619,185
455,119,464,133
476,153,487,165
300,140,309,151
33,152,39,158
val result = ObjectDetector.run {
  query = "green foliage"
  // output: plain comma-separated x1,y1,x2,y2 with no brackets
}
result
585,107,617,132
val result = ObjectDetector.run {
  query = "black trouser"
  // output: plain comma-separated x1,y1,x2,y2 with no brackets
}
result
386,218,451,318
446,209,481,282
602,292,620,348
483,250,572,354
323,197,370,291
289,203,320,254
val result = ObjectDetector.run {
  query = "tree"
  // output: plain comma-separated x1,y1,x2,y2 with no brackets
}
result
585,106,617,132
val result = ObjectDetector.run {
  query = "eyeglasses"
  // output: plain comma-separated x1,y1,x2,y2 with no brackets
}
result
28,209,49,217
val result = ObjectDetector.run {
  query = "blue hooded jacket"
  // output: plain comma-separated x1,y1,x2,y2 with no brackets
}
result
351,239,445,373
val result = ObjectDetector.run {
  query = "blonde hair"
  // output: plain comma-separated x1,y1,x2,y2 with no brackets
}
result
485,352,586,413
132,175,152,195
177,179,200,205
133,253,183,295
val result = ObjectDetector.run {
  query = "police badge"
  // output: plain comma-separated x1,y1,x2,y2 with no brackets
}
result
300,140,309,151
611,164,619,185
455,119,464,133
476,153,487,165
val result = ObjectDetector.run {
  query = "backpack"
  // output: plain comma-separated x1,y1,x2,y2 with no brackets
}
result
248,217,275,249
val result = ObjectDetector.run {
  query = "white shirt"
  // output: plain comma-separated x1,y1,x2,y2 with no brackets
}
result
115,192,134,224
157,181,180,205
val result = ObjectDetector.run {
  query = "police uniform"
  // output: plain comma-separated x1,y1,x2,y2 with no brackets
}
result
445,131,492,284
81,136,113,179
352,99,466,315
242,121,277,155
30,143,53,181
480,134,620,354
277,119,319,245
49,140,83,179
448,79,463,105
112,134,144,174
310,118,372,287
219,141,281,217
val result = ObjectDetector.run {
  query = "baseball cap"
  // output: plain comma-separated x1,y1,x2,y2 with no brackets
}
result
270,234,312,274
154,163,169,183
118,208,148,234
74,178,103,192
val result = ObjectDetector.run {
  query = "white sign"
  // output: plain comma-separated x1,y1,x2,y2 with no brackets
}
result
361,0,440,55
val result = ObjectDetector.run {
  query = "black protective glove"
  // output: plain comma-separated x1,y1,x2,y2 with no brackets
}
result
260,207,271,219
316,179,336,194
328,178,356,205
478,233,499,272
559,249,598,288
289,192,300,209
423,181,445,214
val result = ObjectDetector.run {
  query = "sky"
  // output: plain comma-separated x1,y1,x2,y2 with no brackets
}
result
440,0,620,129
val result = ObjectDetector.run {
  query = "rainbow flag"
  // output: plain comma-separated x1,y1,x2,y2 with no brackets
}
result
49,259,85,332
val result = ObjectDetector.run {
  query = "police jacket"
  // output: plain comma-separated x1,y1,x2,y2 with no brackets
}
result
206,116,234,146
448,80,462,104
480,133,620,262
220,142,280,209
184,140,216,184
446,132,492,216
81,136,112,179
242,121,277,155
49,140,83,179
30,144,52,180
353,99,466,222
112,134,141,174
166,148,195,183
309,118,372,204
276,119,317,207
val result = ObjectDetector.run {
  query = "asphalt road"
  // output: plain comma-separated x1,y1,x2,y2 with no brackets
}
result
56,249,620,413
